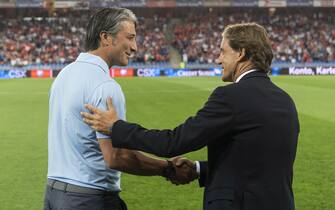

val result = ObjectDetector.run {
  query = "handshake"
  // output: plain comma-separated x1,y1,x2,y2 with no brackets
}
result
163,157,199,185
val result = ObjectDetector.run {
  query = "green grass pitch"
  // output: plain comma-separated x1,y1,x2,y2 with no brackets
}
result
0,76,334,210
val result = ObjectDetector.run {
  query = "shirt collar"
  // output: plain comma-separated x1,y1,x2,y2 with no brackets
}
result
76,53,109,74
235,69,258,83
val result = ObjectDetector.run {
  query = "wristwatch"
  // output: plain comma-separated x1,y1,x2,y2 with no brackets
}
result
162,160,176,179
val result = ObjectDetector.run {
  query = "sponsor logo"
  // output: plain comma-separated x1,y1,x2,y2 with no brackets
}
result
30,69,52,78
137,69,160,77
289,67,315,75
316,66,335,75
288,66,335,75
8,70,27,78
176,70,216,77
110,68,134,77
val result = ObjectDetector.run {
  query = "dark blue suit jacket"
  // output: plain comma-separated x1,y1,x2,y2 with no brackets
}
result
111,71,299,210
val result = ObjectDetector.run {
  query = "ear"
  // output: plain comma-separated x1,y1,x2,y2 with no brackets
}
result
99,31,112,47
235,48,246,62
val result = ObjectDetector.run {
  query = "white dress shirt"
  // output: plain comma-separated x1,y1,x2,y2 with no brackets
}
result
235,69,258,83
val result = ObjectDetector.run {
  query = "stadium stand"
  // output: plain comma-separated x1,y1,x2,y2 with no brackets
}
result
0,16,86,66
0,12,169,66
0,7,334,68
172,9,335,64
134,16,170,63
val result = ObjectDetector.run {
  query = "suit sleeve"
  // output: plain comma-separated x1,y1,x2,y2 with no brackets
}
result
111,86,234,158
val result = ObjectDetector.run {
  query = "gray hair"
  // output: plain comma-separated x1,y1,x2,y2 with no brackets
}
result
85,7,137,51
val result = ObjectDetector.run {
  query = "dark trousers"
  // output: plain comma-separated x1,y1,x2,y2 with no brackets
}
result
43,185,127,210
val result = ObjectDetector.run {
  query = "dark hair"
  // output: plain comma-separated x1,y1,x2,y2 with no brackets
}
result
223,23,273,73
85,7,137,51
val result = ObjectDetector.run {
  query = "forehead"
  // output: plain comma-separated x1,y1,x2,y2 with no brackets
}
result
221,38,236,53
118,21,136,35
220,38,229,49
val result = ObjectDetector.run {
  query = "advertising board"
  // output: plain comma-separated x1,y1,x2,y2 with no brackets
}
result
30,69,53,78
0,70,27,79
110,68,134,77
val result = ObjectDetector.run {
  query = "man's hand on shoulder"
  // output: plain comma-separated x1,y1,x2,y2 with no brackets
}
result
81,97,119,135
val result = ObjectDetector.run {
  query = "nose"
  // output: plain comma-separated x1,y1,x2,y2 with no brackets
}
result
131,40,137,52
215,58,222,65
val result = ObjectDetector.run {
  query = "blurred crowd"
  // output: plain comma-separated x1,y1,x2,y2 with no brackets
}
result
0,9,334,66
173,10,335,64
0,17,86,66
134,16,169,63
267,12,334,63
0,14,169,66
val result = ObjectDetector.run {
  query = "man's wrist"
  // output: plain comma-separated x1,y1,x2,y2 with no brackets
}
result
161,160,175,179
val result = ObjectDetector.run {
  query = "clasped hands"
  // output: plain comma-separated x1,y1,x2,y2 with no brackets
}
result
166,157,198,185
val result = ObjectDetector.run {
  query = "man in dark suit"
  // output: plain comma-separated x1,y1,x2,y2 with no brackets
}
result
81,23,299,210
